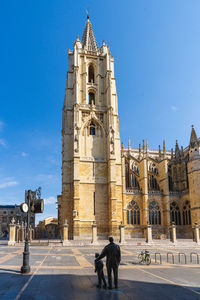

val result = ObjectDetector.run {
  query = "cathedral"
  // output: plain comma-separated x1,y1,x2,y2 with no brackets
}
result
57,17,200,240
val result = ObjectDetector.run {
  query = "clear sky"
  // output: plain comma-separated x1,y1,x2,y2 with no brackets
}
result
1,0,200,224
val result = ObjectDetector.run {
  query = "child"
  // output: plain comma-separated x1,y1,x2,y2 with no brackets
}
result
94,253,107,289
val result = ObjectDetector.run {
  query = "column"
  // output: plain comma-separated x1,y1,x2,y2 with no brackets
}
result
63,219,70,245
193,222,199,243
8,218,16,246
146,223,152,243
159,159,170,236
139,158,148,228
119,222,125,244
92,221,97,243
171,222,177,243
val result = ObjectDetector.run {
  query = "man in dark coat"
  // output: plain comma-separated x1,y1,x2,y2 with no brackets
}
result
95,236,121,289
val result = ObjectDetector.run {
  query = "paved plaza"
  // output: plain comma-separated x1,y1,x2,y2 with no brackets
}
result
0,240,200,300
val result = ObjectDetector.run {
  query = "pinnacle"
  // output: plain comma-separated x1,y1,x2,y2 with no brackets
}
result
190,125,198,148
81,18,98,52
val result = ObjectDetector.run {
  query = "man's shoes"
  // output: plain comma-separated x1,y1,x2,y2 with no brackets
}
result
115,285,118,289
108,286,112,290
103,285,107,289
96,285,101,288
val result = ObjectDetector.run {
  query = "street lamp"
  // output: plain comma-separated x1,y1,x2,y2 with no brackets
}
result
20,188,44,274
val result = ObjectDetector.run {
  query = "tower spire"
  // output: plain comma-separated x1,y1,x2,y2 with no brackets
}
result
128,136,131,148
81,17,98,52
175,140,180,159
190,125,198,148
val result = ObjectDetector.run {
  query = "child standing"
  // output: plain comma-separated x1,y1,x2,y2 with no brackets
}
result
94,253,107,289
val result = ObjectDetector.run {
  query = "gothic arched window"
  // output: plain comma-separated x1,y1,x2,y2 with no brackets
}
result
168,176,173,191
170,202,181,225
149,201,161,225
182,200,191,225
88,65,95,83
148,175,160,191
89,121,95,135
126,200,140,225
88,92,95,105
132,162,139,175
131,175,140,189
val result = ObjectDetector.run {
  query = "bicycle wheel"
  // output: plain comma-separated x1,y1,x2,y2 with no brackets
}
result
138,254,143,263
146,257,151,265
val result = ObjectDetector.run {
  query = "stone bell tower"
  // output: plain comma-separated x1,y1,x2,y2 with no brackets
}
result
58,16,122,239
188,125,200,225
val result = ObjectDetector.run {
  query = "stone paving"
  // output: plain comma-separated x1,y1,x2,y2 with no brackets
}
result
0,241,200,299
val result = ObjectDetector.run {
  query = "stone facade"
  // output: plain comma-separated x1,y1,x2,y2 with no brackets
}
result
35,217,58,239
58,17,200,240
0,205,35,236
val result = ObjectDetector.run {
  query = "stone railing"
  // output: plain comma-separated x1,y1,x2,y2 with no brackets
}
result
148,190,163,195
126,188,142,195
169,190,189,196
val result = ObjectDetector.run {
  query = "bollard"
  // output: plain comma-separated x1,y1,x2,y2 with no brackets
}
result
178,253,187,264
171,222,176,243
193,223,199,243
155,253,162,264
190,252,199,264
8,218,16,246
119,221,125,243
146,223,152,243
62,219,70,245
167,252,174,264
92,221,97,243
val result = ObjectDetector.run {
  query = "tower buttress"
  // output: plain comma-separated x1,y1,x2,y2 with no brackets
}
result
188,125,200,225
59,17,122,238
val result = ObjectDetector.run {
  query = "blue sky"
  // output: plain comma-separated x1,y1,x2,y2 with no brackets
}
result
1,0,200,224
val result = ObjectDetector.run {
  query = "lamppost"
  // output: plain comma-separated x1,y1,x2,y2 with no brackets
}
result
20,188,43,274
21,190,31,273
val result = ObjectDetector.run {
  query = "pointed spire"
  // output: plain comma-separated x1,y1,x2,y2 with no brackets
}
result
146,139,148,150
190,125,198,148
163,140,166,152
139,144,141,160
181,146,184,157
128,137,131,149
158,145,161,159
81,17,98,52
128,137,131,156
171,148,173,159
163,140,166,158
175,140,180,159
143,140,145,154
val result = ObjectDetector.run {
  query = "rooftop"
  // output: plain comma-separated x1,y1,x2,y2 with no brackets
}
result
0,205,19,209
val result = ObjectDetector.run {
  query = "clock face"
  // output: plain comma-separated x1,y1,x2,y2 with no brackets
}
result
20,203,28,213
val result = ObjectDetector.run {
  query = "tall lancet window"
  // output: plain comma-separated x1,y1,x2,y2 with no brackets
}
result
149,201,161,225
182,200,191,225
88,65,95,83
88,92,95,105
89,121,95,135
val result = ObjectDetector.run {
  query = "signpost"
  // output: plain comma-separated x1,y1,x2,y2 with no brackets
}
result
20,187,43,274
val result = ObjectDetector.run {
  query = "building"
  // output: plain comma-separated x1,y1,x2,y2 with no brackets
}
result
0,205,35,236
57,17,200,240
35,217,58,239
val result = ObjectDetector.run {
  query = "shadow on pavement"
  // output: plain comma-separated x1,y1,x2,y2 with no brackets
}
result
0,267,21,273
0,271,199,300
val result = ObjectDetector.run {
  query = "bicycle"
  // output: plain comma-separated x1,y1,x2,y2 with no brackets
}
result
138,250,151,265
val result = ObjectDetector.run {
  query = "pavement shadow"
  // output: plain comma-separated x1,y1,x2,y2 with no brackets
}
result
0,267,21,273
0,272,199,300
